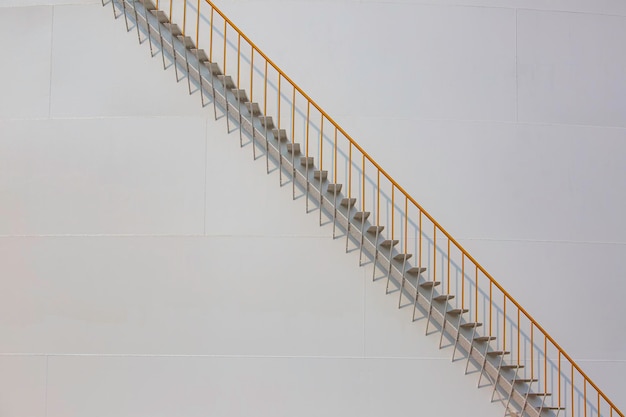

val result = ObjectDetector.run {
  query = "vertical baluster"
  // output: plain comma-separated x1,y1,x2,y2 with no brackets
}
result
536,341,550,414
290,88,296,198
237,34,243,147
475,265,479,324
277,74,282,184
557,350,561,413
250,48,256,159
319,115,324,226
196,0,204,105
571,364,575,417
398,195,408,308
531,323,535,383
223,20,229,132
345,143,353,252
583,378,587,417
264,61,269,172
425,224,437,335
332,127,338,238
305,101,310,212
385,185,395,294
358,155,366,266
412,209,423,321
489,280,493,338
372,170,381,282
452,252,465,361
195,0,200,46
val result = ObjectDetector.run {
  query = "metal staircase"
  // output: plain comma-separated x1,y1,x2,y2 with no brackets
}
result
104,1,623,416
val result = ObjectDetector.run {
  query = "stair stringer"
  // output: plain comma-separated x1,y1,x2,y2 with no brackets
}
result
108,1,562,416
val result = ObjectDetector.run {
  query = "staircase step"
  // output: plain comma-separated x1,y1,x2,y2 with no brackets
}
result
232,89,248,102
340,197,356,208
353,211,370,221
511,378,538,383
393,253,412,261
313,170,328,180
407,266,427,275
433,294,455,302
474,336,497,342
487,350,510,356
420,281,440,288
245,102,261,115
190,49,209,62
150,9,169,23
500,364,524,370
367,225,384,234
177,35,195,49
164,23,182,36
203,61,222,75
259,116,274,129
327,183,342,194
217,75,235,89
460,322,482,329
525,392,552,397
286,143,300,154
380,239,399,248
300,156,313,166
138,0,156,10
446,308,469,315
272,129,287,141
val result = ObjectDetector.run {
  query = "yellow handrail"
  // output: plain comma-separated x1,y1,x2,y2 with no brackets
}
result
138,1,624,415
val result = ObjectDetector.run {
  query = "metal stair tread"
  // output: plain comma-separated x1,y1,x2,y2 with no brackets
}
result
367,225,384,234
327,183,342,193
511,378,538,383
433,294,454,302
340,197,356,207
203,61,222,75
245,102,261,115
258,116,274,128
217,75,235,89
419,281,440,288
232,89,248,102
407,266,426,275
149,9,169,22
163,23,182,35
446,308,469,315
137,0,156,10
176,35,195,48
190,48,209,62
474,336,496,342
486,350,509,356
313,170,328,180
380,239,399,247
393,253,412,261
500,364,524,369
300,156,314,165
460,322,482,328
271,129,287,141
353,211,370,221
286,143,300,154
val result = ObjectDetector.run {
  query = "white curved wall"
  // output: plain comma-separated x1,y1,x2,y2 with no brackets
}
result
0,0,624,415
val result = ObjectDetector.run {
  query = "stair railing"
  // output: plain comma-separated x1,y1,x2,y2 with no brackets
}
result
112,1,623,416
